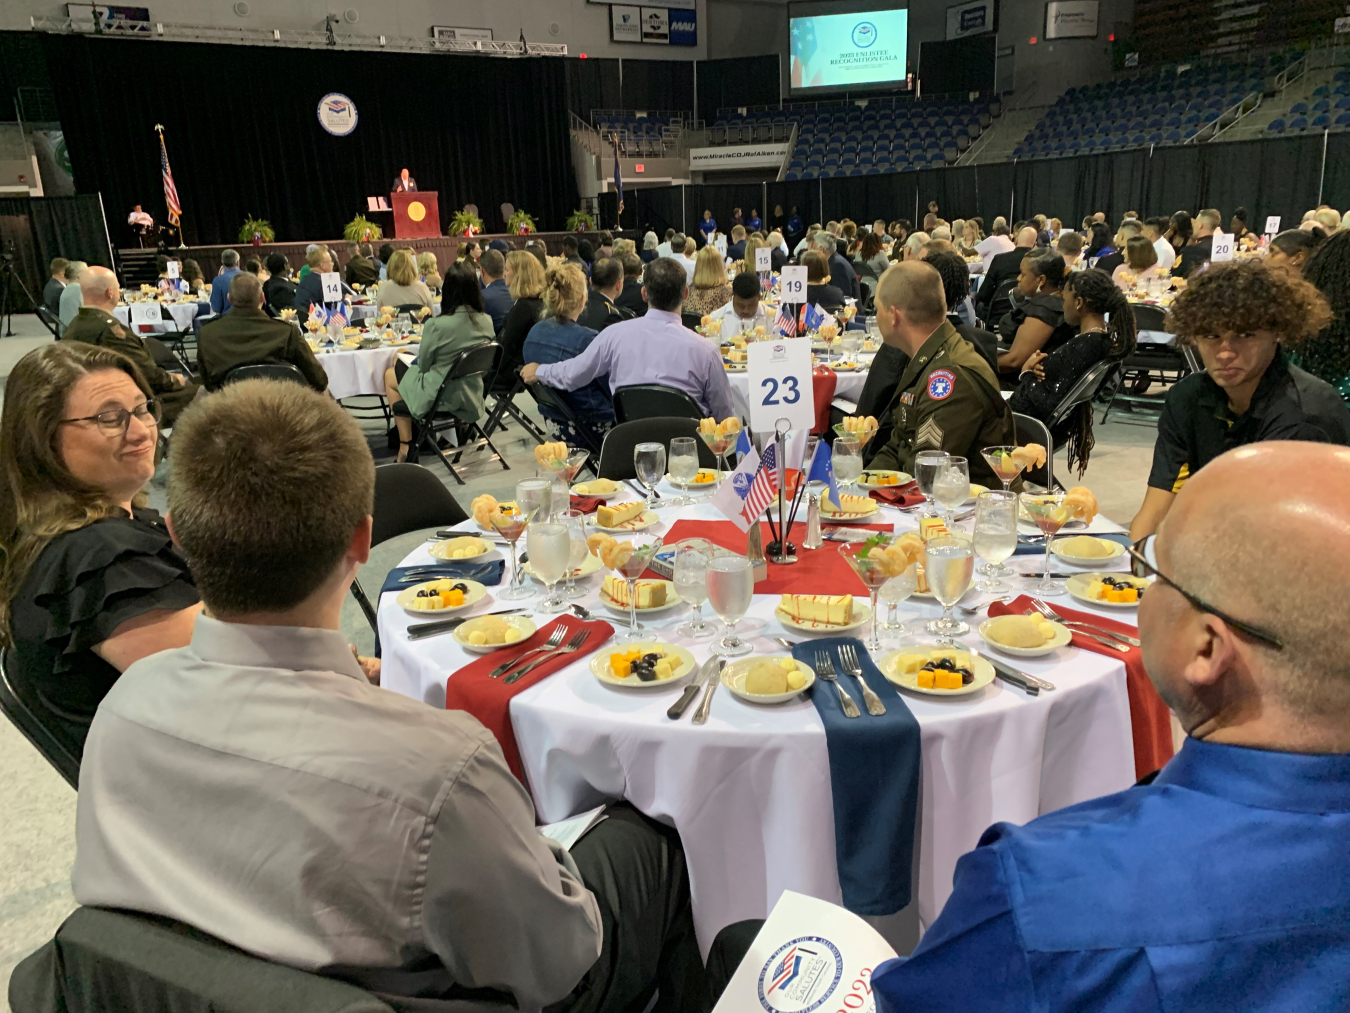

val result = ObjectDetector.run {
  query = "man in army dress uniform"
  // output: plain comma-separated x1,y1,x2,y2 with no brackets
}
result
60,266,199,425
196,273,328,393
577,257,635,334
866,261,1018,489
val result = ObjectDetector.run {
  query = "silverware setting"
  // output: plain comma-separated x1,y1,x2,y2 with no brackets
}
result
1023,607,1129,653
1029,598,1141,647
570,603,597,622
625,479,660,501
691,659,725,724
813,650,861,718
838,643,886,715
956,595,1015,617
972,648,1042,696
505,629,590,684
405,607,529,640
668,656,716,720
489,625,566,678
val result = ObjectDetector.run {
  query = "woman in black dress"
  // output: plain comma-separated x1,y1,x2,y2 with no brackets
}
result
802,250,846,310
1010,268,1137,472
0,343,201,761
997,253,1076,378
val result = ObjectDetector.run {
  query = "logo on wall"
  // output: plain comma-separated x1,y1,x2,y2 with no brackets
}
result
641,6,670,43
612,4,641,42
755,937,844,1013
851,21,877,48
669,8,697,46
317,93,358,136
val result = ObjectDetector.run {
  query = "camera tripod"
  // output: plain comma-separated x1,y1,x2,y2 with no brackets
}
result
0,247,40,338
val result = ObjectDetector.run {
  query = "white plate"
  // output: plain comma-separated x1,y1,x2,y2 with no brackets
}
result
879,645,996,697
721,656,816,704
395,579,488,617
522,552,603,583
666,470,719,492
1066,572,1152,609
592,509,660,533
452,615,538,653
571,481,624,501
825,362,861,372
428,537,500,563
1051,536,1127,567
598,580,684,615
858,470,912,490
591,642,697,689
775,600,872,634
978,618,1072,657
819,501,881,524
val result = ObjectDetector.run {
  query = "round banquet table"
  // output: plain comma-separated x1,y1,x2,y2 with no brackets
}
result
378,482,1137,955
113,301,210,333
316,343,415,399
727,353,875,418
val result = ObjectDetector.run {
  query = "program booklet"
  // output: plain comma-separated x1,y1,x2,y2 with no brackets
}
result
712,891,898,1013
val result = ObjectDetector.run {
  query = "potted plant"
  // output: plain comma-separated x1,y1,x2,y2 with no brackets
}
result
238,215,275,244
566,210,596,233
507,209,537,235
343,215,383,243
448,209,484,237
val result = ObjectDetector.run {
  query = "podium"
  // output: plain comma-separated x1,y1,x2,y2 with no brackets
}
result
392,190,440,239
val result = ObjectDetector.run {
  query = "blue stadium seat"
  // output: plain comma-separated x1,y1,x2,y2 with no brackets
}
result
1148,131,1164,143
1290,102,1309,115
1289,116,1309,131
1313,99,1331,113
848,167,863,176
1312,114,1331,129
1164,129,1182,143
1266,118,1286,133
784,171,799,180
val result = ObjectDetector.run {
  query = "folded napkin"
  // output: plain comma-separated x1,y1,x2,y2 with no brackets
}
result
1013,530,1134,556
570,495,604,515
989,595,1172,779
444,614,614,783
869,480,926,508
791,637,921,916
378,560,505,596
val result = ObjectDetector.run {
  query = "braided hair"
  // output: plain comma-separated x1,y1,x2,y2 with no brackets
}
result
1057,268,1137,474
1297,229,1350,389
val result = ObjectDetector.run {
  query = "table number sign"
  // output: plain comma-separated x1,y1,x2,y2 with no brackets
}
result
320,271,343,302
779,265,807,303
1264,215,1281,236
755,247,773,272
747,338,815,434
166,260,180,279
129,302,161,330
1209,232,1235,263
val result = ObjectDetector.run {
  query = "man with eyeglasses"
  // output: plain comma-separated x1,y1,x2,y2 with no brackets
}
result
61,266,200,425
1129,260,1350,541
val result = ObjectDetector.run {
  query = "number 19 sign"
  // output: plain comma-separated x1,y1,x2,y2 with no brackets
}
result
747,338,815,434
779,264,807,303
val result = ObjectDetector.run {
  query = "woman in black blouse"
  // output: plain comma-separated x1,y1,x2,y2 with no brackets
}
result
493,250,546,397
802,250,846,310
0,343,201,760
1010,268,1137,472
996,253,1076,378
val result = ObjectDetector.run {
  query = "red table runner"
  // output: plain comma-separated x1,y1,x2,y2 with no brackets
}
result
444,614,614,781
651,519,892,595
989,595,1173,780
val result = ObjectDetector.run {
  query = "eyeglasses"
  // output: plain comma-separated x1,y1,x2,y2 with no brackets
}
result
1127,535,1284,650
59,399,162,438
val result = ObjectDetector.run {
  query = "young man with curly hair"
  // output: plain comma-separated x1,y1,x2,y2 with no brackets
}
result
1130,259,1350,540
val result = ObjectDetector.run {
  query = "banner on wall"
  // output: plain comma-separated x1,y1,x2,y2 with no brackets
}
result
670,8,697,46
1045,0,1099,39
588,0,693,7
688,143,791,170
946,0,994,39
641,7,670,44
612,5,641,43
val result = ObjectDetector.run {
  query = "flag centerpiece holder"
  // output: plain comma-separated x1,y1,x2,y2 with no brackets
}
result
765,418,798,565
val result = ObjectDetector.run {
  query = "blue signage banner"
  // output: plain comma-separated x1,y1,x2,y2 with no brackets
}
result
670,7,697,46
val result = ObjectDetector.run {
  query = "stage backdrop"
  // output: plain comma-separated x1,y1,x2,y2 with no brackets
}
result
43,34,580,247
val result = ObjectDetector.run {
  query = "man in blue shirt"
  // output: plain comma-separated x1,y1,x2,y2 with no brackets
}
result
746,208,762,233
866,440,1350,1012
786,207,805,245
209,249,241,315
698,210,717,245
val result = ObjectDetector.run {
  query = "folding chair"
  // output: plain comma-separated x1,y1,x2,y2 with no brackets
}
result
598,418,717,480
406,342,510,485
36,305,61,338
0,648,79,789
221,362,310,386
613,384,704,423
523,381,604,475
1012,411,1055,490
483,375,547,442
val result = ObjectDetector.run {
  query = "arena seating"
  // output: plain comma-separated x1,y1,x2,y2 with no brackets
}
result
593,112,683,156
1265,69,1350,135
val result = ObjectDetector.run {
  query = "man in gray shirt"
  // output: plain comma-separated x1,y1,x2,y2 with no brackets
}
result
72,380,705,1012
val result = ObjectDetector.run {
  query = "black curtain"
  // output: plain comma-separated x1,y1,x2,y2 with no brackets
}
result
44,33,579,246
918,36,996,95
566,58,622,120
629,186,688,241
0,195,110,313
696,55,780,123
620,59,694,112
1320,133,1350,214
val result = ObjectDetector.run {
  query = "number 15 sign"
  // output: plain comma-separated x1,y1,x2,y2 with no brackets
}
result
747,338,815,433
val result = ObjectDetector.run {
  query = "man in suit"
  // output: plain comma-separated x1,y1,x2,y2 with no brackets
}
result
1095,219,1142,277
392,168,417,193
479,249,512,333
975,226,1039,324
293,248,352,323
43,257,68,318
577,257,635,334
1174,208,1221,278
726,226,747,262
615,253,647,317
344,242,378,287
263,253,296,315
209,249,241,316
767,231,789,271
813,231,860,303
197,273,327,392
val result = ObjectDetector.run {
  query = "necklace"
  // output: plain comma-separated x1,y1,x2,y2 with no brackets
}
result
1077,326,1109,336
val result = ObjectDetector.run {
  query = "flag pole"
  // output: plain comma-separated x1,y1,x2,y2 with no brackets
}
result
767,418,797,564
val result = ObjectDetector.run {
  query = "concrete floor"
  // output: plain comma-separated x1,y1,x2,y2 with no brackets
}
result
0,314,1161,1005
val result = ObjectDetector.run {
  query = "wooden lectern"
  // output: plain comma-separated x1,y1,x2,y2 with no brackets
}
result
392,191,440,239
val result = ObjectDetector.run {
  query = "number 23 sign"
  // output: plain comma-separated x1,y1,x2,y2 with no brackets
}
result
747,339,815,433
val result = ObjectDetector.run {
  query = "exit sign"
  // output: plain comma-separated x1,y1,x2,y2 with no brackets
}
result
635,163,644,172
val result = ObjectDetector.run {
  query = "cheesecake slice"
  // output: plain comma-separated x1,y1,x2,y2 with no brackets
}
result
596,500,646,528
603,576,667,608
778,593,853,626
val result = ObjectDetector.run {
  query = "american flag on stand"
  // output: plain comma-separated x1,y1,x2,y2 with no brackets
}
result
740,439,781,526
155,125,182,227
775,302,797,336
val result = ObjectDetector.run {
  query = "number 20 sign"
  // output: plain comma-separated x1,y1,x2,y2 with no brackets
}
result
747,338,815,434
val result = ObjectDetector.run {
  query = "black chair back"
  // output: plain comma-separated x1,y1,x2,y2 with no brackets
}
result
0,649,78,789
36,305,61,337
524,382,604,459
222,362,309,386
371,463,468,547
423,342,500,421
1011,411,1055,490
613,384,703,424
8,907,397,1013
1049,359,1120,428
598,418,717,480
984,277,1019,324
680,313,703,331
393,303,427,316
1130,303,1169,333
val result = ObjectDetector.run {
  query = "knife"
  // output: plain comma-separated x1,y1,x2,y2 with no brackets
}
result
1021,572,1077,579
406,607,530,640
668,656,717,720
433,529,508,543
971,648,1045,695
692,659,726,724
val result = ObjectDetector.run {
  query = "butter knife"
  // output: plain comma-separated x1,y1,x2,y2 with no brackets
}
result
971,648,1046,695
406,607,529,640
668,657,717,720
692,659,725,724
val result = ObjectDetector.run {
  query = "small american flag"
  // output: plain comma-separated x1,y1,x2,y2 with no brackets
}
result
157,125,182,227
775,302,797,336
741,440,781,525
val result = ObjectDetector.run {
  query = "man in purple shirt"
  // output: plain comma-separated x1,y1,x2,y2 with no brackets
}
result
521,257,737,421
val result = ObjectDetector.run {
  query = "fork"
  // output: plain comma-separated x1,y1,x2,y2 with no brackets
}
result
1022,607,1130,654
814,650,861,718
839,644,886,716
489,625,566,679
504,629,590,684
1029,599,1141,647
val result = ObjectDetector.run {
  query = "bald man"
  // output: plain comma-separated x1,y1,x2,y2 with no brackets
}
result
975,225,1040,322
859,441,1350,1010
865,261,1015,486
196,272,328,393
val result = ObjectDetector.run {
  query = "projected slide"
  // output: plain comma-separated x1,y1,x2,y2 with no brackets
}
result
790,10,909,91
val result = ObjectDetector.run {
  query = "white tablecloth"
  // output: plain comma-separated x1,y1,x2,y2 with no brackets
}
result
114,301,210,333
378,485,1137,953
318,345,405,399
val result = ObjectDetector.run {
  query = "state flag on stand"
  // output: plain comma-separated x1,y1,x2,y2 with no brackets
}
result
802,302,825,334
710,440,761,532
308,303,328,326
807,438,842,509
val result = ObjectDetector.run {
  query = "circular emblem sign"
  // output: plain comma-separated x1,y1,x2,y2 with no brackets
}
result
756,936,844,1013
317,93,358,136
408,201,426,222
851,21,877,48
927,369,955,401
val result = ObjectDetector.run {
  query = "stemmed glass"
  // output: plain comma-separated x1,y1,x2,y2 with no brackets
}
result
913,450,951,516
666,437,700,507
973,491,1018,592
516,478,553,524
698,429,737,484
610,533,665,643
879,565,918,638
541,449,590,509
838,538,892,652
924,535,975,644
932,456,970,527
673,539,714,638
560,509,590,599
980,446,1025,494
1021,492,1070,596
527,520,571,613
491,506,538,601
840,333,860,366
832,436,862,497
706,554,754,656
633,442,666,511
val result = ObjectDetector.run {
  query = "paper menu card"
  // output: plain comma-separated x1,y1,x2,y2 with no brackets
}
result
712,891,898,1013
538,804,608,852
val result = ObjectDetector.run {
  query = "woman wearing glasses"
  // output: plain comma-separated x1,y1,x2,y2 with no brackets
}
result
0,343,200,761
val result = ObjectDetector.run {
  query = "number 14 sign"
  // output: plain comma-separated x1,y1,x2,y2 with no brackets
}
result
747,339,815,434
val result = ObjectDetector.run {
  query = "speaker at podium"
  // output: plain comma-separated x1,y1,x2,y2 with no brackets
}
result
392,191,440,238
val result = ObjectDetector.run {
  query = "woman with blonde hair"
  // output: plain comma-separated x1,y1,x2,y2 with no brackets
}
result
375,248,434,311
612,237,636,259
496,250,547,391
685,245,733,315
521,262,614,448
417,251,442,294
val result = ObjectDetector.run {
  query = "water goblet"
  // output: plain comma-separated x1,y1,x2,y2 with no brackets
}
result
706,555,754,656
832,436,862,497
560,508,590,599
673,539,714,638
913,450,951,517
1021,492,1070,596
879,565,918,638
633,442,666,511
527,521,572,614
666,437,700,507
516,478,553,524
932,456,970,527
924,535,975,644
972,491,1018,593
